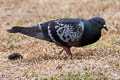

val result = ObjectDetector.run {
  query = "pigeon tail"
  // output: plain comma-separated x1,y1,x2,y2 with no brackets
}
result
7,26,24,33
7,25,51,41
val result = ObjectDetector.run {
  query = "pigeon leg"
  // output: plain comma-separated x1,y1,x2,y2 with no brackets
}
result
63,47,72,59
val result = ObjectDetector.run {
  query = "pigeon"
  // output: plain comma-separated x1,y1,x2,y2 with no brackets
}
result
7,17,108,59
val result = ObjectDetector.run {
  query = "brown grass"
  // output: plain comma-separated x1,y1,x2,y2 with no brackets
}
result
0,0,120,79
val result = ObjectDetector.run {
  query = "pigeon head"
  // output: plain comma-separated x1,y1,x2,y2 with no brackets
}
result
89,17,108,31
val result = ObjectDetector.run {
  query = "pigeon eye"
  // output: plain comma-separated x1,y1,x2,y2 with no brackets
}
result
97,21,101,24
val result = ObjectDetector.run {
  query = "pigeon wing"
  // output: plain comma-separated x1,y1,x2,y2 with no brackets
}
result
47,18,85,47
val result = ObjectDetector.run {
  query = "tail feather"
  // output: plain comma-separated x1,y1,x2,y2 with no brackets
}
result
7,26,24,33
7,25,52,42
7,26,43,38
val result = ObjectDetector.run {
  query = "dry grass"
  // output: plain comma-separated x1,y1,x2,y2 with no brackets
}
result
0,0,120,79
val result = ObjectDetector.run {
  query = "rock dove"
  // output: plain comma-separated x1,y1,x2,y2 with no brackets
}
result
7,17,108,59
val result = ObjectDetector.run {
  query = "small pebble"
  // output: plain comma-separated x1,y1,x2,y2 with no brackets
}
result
8,53,23,60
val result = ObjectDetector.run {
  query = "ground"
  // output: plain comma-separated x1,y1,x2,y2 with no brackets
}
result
0,0,120,80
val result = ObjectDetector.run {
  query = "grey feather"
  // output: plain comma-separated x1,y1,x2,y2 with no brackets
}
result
46,18,85,47
7,24,52,41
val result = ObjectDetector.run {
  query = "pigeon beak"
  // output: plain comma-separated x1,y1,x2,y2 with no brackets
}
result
103,25,108,31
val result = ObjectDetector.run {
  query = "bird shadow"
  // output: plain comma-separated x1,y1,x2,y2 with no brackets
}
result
36,48,115,60
28,51,102,61
10,47,119,62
